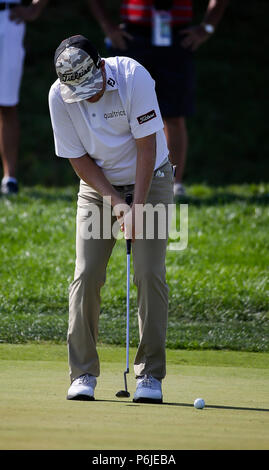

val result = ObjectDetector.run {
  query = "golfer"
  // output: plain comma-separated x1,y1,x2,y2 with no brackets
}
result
49,35,173,403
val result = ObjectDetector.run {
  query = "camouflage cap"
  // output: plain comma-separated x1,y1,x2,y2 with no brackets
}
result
54,35,104,103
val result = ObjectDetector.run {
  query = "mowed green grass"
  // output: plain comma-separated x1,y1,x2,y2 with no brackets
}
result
0,184,268,350
0,344,268,450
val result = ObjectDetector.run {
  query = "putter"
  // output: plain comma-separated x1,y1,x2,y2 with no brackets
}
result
116,193,132,398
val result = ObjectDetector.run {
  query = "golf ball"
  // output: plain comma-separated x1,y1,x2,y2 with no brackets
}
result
194,398,205,409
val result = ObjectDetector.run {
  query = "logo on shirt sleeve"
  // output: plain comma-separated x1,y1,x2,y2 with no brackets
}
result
107,78,116,87
137,110,157,125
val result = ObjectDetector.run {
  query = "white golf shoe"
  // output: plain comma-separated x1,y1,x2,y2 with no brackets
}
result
67,374,97,401
133,375,163,404
173,183,186,198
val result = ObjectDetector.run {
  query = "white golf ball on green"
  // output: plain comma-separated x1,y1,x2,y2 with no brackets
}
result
194,398,205,409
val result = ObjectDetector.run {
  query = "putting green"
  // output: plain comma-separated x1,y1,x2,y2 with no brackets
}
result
0,344,268,450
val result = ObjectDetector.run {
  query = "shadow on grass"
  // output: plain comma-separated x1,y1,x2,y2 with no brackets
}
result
96,399,269,413
163,402,269,413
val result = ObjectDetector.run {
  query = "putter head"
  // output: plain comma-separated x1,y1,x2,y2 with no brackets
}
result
116,368,130,398
115,390,130,398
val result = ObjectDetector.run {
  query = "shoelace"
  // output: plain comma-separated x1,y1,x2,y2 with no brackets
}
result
140,375,154,388
77,374,93,385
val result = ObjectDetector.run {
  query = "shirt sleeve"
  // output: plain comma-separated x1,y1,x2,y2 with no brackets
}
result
128,65,164,139
48,83,87,159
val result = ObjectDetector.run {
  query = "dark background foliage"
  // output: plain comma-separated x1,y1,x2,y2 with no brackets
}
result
17,0,268,186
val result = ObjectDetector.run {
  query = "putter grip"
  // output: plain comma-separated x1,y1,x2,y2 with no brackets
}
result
125,193,132,254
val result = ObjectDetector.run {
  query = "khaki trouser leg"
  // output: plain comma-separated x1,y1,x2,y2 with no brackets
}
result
132,238,169,380
132,162,173,380
68,189,117,382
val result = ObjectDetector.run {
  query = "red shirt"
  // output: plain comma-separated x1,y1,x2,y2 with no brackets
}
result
120,0,193,26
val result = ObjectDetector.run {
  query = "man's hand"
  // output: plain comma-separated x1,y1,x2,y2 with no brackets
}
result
88,0,133,50
113,201,132,234
105,25,133,50
114,203,144,243
113,203,135,242
180,0,230,51
180,25,211,51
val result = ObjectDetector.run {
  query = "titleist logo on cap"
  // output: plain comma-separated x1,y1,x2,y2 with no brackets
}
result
60,65,92,83
137,110,157,124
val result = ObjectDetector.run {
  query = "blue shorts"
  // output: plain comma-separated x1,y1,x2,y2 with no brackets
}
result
109,24,196,118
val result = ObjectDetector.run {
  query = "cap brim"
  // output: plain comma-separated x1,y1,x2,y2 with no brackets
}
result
60,68,104,103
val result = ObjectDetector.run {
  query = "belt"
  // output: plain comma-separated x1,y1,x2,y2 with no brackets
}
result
0,3,18,10
112,183,134,192
156,156,169,169
112,157,170,192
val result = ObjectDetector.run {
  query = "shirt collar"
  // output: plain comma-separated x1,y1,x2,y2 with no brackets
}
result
104,61,118,92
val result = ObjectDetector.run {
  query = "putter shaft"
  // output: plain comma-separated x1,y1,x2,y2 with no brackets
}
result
123,193,132,395
125,252,130,379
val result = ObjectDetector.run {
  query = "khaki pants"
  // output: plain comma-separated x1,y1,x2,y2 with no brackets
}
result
67,161,173,382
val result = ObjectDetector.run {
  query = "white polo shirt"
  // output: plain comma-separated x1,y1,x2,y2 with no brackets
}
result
48,56,169,185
